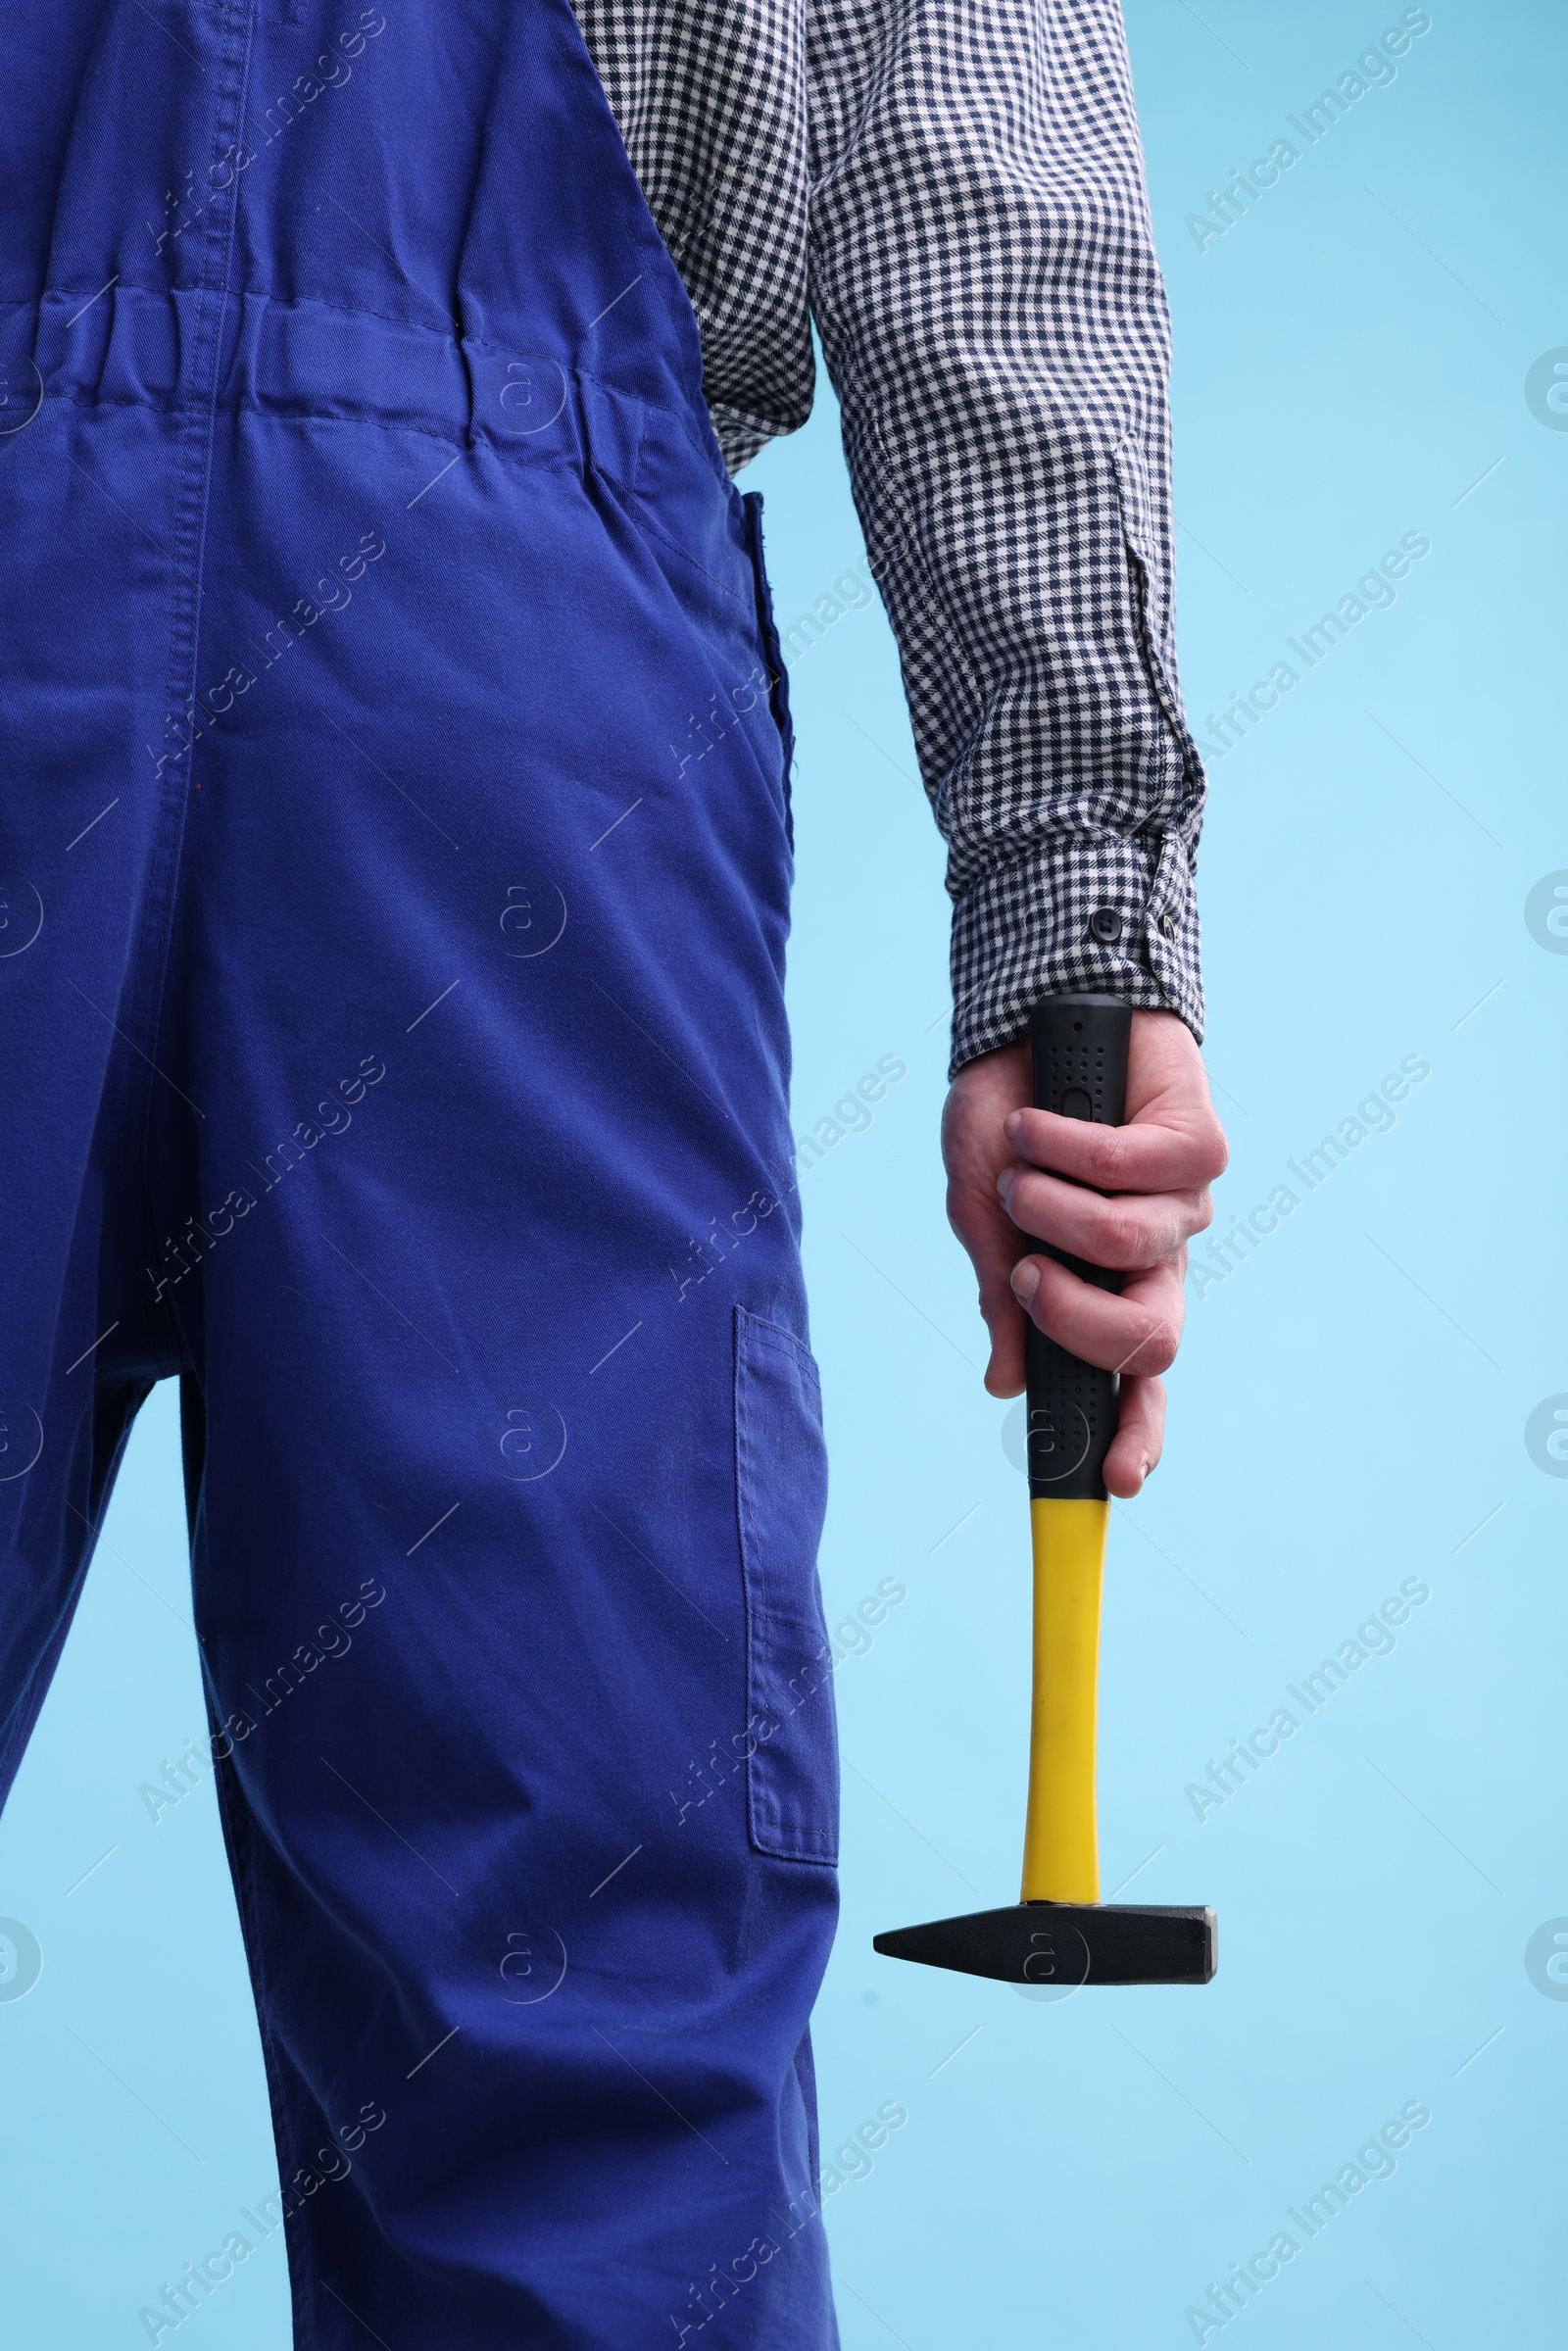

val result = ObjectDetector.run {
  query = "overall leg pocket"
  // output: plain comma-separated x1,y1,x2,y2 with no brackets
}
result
734,1305,837,1865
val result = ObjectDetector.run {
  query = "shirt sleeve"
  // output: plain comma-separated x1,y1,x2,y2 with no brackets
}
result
805,0,1207,1073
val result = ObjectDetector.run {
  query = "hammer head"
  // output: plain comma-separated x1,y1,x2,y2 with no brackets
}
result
873,1901,1217,1988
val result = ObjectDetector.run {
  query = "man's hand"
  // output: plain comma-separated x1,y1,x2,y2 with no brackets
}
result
942,1009,1227,1498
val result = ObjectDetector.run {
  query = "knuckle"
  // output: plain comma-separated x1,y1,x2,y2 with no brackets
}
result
1095,1123,1129,1186
1102,1207,1145,1264
1134,1305,1180,1373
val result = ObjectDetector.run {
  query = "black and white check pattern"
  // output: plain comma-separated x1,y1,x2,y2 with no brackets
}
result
572,0,1206,1072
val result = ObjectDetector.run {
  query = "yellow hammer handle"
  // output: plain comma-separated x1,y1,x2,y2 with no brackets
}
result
1020,1496,1107,1903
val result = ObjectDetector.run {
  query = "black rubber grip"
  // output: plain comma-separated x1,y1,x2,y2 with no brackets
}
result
1023,995,1132,1500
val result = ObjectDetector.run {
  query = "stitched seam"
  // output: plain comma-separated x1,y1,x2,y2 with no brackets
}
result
735,1310,834,1864
44,387,588,456
23,280,505,347
735,1315,769,1855
133,0,258,1368
212,1734,323,2347
37,339,701,462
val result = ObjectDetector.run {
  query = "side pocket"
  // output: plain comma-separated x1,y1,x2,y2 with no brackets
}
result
734,1305,837,1865
742,491,796,826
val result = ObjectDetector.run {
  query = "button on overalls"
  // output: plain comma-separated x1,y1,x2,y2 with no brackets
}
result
0,5,841,2341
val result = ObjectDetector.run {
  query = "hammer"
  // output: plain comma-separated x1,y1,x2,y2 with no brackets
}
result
874,993,1216,1989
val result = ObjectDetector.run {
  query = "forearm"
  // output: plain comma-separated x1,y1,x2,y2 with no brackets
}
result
806,0,1206,1072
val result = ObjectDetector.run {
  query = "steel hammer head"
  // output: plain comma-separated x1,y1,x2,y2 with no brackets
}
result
873,1901,1217,1988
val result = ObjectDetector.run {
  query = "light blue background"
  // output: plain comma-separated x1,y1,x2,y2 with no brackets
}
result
2,4,1563,2342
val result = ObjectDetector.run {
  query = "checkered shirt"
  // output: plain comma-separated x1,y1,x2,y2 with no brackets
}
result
571,0,1206,1073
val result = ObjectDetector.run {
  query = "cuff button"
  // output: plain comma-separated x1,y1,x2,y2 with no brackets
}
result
1088,906,1122,945
1159,910,1178,939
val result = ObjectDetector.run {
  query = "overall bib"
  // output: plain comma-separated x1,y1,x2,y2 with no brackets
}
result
0,5,841,2342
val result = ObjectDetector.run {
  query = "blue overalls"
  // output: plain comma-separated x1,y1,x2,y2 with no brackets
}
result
0,5,841,2341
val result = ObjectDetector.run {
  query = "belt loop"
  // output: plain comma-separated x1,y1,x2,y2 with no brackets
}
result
215,288,267,417
577,372,642,494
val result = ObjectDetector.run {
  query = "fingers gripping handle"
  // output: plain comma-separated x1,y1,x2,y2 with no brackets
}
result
1024,995,1133,1503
